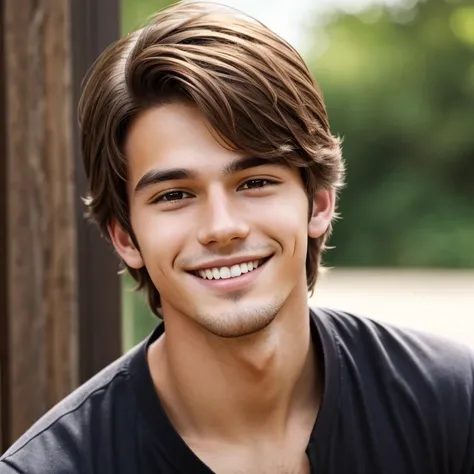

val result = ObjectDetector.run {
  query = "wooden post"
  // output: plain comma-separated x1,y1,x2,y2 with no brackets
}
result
0,0,7,453
0,0,121,450
70,0,122,386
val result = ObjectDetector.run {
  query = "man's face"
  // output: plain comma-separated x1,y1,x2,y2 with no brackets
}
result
112,102,333,338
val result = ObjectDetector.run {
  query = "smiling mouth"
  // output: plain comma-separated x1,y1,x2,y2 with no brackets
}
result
190,256,272,281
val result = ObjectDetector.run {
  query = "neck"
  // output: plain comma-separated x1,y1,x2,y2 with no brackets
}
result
148,285,322,443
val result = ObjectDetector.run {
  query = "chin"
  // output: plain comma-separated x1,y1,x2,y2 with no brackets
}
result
194,299,284,338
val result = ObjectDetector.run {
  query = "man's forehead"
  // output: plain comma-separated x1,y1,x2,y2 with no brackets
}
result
125,103,242,174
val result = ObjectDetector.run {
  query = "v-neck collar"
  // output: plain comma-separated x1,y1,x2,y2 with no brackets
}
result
129,308,341,473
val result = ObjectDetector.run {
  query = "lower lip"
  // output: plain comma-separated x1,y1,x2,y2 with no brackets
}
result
190,259,270,292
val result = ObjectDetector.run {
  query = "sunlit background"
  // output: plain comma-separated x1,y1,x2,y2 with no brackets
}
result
121,0,474,349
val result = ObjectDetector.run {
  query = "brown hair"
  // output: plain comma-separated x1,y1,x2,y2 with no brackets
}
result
79,1,345,317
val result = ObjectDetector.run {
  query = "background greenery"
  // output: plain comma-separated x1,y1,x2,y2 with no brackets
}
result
120,0,474,348
310,0,474,268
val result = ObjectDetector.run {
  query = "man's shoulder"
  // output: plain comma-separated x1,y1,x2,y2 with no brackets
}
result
0,343,143,473
313,306,474,388
313,307,474,470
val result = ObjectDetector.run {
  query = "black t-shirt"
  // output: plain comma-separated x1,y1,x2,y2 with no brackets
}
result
1,308,474,473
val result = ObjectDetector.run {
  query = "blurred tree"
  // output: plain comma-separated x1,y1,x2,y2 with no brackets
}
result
122,0,176,33
307,0,474,268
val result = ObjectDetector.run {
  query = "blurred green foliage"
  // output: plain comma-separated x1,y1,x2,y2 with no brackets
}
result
120,0,474,348
308,0,474,268
121,0,173,33
122,274,157,350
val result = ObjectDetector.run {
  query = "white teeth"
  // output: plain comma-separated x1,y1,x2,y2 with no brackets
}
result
220,267,231,279
196,258,266,280
230,265,242,277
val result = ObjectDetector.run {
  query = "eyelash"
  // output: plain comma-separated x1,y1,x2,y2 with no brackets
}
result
152,190,192,204
238,178,276,191
152,178,279,205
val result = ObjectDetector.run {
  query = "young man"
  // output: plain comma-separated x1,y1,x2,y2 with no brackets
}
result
1,2,473,473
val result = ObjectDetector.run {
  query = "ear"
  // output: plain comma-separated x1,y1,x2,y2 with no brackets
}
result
108,219,144,269
308,188,336,239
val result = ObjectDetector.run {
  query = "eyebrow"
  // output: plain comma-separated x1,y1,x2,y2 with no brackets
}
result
134,168,197,195
134,155,286,195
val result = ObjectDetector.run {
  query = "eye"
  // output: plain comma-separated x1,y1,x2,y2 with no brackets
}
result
239,178,276,190
152,190,193,204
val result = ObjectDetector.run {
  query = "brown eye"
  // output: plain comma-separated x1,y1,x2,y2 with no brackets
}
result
240,179,274,190
153,190,192,204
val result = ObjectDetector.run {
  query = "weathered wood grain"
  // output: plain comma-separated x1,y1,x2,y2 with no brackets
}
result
3,0,78,443
1,0,122,449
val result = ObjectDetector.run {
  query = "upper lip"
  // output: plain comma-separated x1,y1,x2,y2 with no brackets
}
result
185,255,272,272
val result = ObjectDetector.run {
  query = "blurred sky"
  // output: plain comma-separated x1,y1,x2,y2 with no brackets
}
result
217,0,409,48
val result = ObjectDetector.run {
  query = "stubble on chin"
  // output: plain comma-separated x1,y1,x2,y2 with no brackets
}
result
195,300,284,338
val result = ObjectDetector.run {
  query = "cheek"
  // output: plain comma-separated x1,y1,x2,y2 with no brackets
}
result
258,191,308,232
251,191,309,253
131,209,188,266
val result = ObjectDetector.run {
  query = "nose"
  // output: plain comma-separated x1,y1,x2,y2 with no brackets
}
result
197,189,250,247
